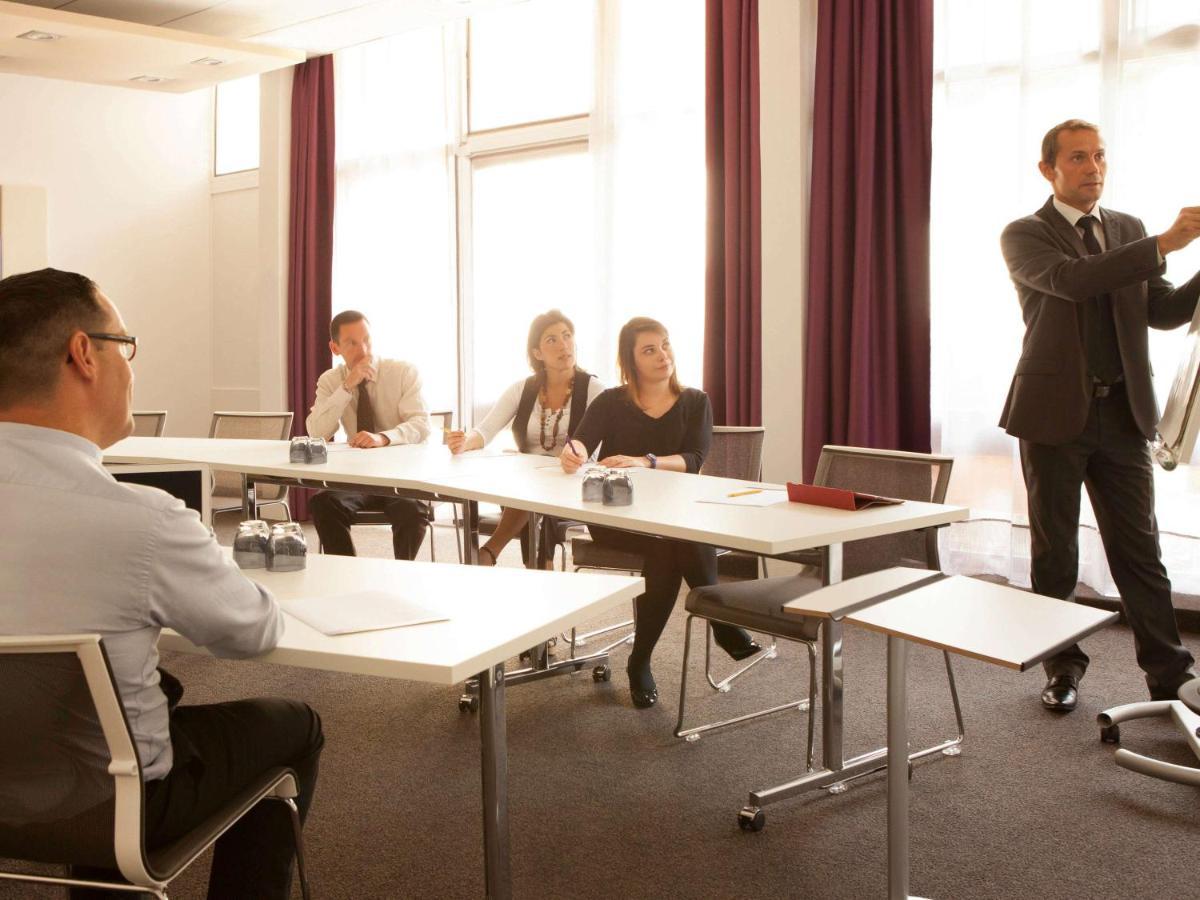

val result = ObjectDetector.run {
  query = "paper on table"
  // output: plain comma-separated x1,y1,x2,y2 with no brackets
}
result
697,488,789,507
284,590,450,636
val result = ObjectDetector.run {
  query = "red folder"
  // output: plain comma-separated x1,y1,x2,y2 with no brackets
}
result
786,482,904,511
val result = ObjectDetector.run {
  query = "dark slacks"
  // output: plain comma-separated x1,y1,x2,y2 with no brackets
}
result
1020,386,1194,695
311,489,431,561
587,526,749,669
72,697,323,899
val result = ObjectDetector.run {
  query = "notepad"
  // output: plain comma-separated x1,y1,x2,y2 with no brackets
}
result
284,590,450,636
698,488,788,507
786,482,903,511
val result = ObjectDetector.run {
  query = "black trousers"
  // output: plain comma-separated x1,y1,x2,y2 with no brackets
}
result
72,697,323,899
1020,386,1194,695
587,526,749,669
311,489,431,561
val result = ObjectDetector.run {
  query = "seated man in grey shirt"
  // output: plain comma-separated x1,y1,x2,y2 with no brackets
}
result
0,268,323,900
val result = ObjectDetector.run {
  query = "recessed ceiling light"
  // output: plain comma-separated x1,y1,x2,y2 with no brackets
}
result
17,30,63,42
130,75,168,84
191,57,225,66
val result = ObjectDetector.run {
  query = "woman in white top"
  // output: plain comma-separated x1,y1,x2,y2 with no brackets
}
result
447,310,603,566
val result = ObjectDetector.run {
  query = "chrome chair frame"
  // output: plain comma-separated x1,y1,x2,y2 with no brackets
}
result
209,411,294,521
0,634,310,900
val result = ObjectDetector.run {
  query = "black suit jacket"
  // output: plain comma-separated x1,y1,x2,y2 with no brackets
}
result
999,196,1200,445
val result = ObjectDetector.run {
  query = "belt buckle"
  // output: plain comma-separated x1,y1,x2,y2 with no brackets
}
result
1094,382,1112,398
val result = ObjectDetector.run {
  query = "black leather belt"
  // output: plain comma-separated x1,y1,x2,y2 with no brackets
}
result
1092,376,1124,398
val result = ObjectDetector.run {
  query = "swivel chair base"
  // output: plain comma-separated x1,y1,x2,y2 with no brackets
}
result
1097,679,1200,786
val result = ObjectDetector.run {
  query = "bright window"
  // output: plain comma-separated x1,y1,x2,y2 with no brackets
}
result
214,75,260,175
467,0,593,132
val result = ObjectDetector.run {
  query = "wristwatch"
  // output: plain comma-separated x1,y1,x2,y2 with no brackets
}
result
645,453,658,469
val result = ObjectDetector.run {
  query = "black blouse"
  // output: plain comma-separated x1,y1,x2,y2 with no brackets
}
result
571,386,713,474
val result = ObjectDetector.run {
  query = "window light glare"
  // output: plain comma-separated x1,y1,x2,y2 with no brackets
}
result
17,30,62,42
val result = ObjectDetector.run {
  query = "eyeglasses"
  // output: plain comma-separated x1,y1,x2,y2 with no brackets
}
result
86,333,138,361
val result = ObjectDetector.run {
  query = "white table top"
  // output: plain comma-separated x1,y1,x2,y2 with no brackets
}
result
106,437,970,557
159,551,643,684
782,569,1118,670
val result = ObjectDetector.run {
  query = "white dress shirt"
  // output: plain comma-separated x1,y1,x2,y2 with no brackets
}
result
471,375,604,455
1052,196,1109,251
306,358,431,446
0,423,283,780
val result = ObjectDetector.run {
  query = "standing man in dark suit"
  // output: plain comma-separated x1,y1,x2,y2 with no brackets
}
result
1000,118,1200,710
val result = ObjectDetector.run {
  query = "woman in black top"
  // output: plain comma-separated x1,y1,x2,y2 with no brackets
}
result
561,317,757,708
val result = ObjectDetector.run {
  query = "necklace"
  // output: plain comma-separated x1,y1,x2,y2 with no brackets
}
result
538,377,574,451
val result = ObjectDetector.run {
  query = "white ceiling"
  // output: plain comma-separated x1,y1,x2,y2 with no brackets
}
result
9,0,522,55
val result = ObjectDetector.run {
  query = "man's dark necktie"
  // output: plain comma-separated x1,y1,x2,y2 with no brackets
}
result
356,381,377,433
1077,214,1123,384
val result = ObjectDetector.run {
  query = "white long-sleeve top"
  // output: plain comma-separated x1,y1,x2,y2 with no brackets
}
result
0,423,283,780
306,358,431,446
472,375,605,455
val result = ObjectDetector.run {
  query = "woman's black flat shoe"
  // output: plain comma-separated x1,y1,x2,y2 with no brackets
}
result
629,684,659,709
627,662,658,709
725,640,763,662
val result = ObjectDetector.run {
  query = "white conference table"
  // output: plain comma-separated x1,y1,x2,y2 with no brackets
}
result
105,436,971,804
161,551,642,900
784,568,1118,899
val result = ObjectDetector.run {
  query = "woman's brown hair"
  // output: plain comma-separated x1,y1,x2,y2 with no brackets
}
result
526,309,577,385
616,316,681,399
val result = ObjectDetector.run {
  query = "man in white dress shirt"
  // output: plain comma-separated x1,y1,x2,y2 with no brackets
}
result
0,268,323,899
306,310,433,560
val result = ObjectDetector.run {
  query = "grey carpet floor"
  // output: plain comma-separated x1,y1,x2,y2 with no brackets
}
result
6,517,1198,899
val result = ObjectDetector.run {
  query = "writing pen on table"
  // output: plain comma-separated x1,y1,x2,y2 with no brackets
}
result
727,488,763,498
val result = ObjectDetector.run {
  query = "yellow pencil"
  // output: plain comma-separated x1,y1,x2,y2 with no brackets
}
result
727,488,763,498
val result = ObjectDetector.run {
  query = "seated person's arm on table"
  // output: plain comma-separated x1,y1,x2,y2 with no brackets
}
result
384,365,431,446
560,394,608,472
451,381,522,454
306,369,349,441
147,502,283,657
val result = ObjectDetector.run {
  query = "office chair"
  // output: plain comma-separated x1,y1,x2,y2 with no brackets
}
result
131,411,167,437
208,411,294,520
0,634,310,900
676,446,965,796
565,426,767,655
1098,679,1200,786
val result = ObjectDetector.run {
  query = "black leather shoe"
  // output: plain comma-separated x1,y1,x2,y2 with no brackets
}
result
1149,668,1198,701
726,640,763,662
627,663,658,709
1041,674,1079,711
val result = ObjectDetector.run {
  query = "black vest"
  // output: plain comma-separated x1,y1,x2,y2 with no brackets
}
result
512,369,594,453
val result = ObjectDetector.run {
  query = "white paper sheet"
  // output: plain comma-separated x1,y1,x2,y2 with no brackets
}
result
696,488,789,508
284,590,450,636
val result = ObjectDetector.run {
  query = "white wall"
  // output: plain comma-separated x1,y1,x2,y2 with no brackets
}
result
0,73,214,436
759,0,817,483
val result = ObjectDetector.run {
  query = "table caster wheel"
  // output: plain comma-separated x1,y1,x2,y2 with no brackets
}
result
593,665,611,683
458,694,479,713
1100,723,1120,744
738,806,765,832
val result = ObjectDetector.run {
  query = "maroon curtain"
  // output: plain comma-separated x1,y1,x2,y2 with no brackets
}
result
802,0,933,481
287,55,336,521
703,0,762,427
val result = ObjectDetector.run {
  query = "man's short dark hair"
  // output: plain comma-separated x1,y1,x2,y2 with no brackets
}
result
330,310,368,343
0,268,106,408
1041,118,1100,167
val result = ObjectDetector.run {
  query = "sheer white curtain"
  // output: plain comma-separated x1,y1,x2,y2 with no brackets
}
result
931,0,1200,594
591,0,706,388
332,28,458,415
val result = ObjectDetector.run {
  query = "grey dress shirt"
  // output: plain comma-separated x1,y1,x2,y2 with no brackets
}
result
0,423,283,780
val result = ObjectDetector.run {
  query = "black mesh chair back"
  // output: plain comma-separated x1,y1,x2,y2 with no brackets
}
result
700,426,765,481
0,639,137,871
814,446,952,577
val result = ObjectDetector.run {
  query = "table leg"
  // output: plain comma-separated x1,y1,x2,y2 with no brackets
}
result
478,662,511,900
821,543,845,771
462,500,480,565
886,635,922,900
241,474,257,521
